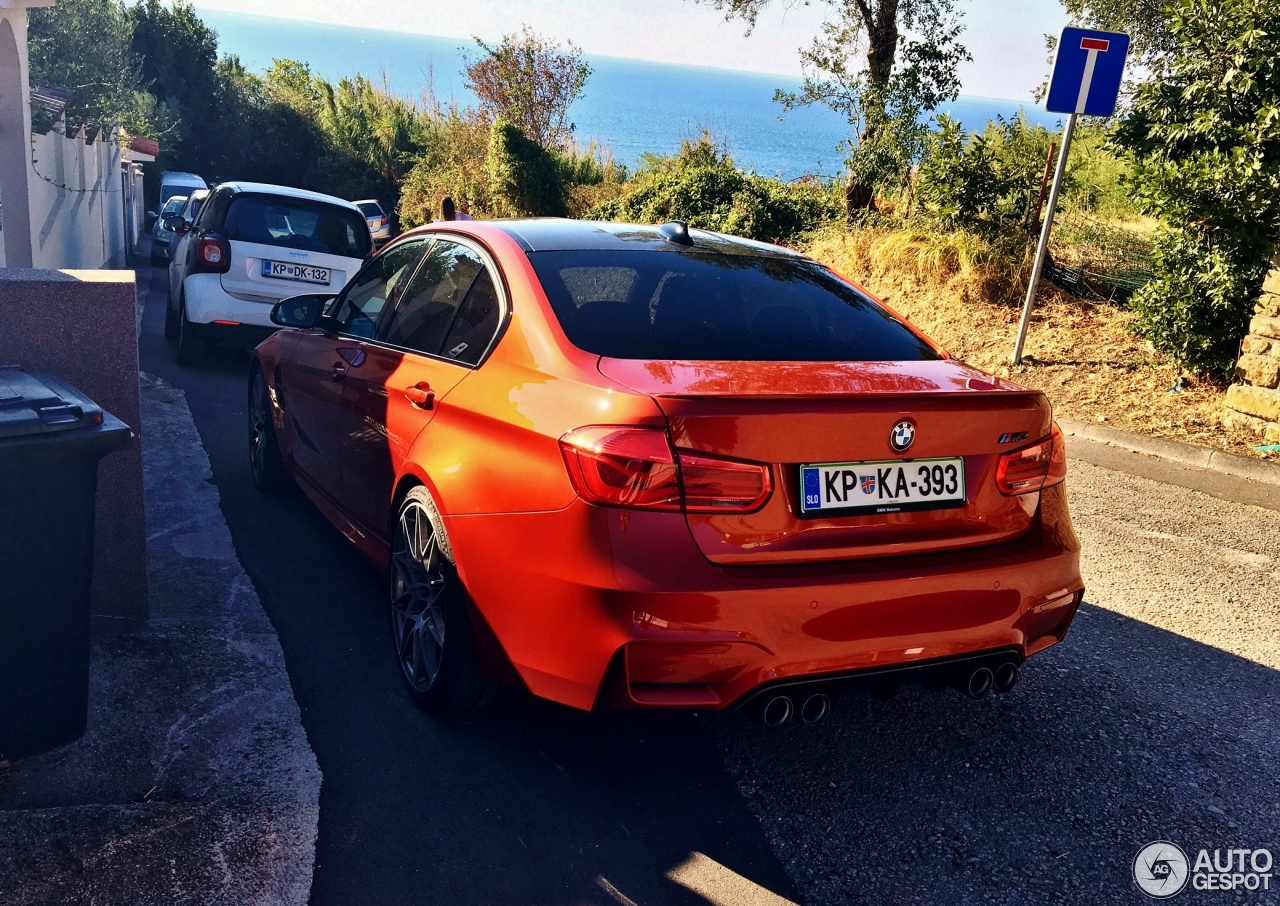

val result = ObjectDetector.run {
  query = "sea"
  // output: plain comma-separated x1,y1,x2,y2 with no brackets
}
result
200,10,1066,181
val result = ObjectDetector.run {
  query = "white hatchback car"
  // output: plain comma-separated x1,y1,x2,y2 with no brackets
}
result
165,182,372,364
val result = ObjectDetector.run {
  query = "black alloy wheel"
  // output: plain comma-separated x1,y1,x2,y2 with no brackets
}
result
389,487,496,714
248,367,288,493
163,286,179,340
175,296,203,366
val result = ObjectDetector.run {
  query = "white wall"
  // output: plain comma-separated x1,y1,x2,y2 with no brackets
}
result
28,126,131,270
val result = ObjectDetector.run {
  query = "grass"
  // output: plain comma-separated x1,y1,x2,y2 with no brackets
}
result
805,225,1264,459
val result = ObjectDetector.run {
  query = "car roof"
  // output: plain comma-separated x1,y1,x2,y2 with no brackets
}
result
492,218,804,258
219,182,365,214
353,199,383,208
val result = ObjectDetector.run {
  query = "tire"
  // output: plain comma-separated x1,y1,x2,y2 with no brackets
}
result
175,296,204,366
248,366,288,494
390,487,497,715
163,289,178,341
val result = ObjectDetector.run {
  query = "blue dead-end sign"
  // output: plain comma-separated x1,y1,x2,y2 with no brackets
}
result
1045,27,1131,117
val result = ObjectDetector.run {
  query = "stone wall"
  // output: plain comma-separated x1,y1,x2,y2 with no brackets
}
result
1223,268,1280,444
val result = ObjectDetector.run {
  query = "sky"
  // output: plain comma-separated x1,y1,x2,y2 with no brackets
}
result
184,0,1068,102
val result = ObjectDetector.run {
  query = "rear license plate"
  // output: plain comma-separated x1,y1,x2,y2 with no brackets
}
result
261,260,331,285
799,457,966,517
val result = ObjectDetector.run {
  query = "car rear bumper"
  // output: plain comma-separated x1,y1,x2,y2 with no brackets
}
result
183,273,279,329
445,483,1083,711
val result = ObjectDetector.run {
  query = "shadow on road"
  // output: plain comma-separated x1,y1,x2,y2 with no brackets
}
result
136,266,795,906
710,602,1280,905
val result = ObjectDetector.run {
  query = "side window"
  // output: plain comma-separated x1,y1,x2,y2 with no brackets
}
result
380,240,487,357
328,239,429,338
196,187,230,231
440,270,502,365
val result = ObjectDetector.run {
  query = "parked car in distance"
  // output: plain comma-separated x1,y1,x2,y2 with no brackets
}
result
355,199,391,246
165,181,372,365
164,188,210,288
247,218,1083,719
150,195,188,266
157,170,207,209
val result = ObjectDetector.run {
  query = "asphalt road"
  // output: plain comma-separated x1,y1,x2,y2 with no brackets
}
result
138,262,1280,905
137,267,798,906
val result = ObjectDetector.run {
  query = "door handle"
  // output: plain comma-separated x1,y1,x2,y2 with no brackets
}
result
404,382,435,410
331,363,347,381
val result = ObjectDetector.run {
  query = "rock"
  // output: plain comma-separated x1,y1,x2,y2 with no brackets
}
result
1225,383,1280,422
1249,315,1280,341
1236,354,1280,389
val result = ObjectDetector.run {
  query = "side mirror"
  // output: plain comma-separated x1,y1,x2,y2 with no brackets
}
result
270,293,333,328
162,214,186,232
145,211,158,230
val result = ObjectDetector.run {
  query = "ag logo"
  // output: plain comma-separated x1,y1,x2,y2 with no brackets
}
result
889,420,916,453
1134,841,1189,898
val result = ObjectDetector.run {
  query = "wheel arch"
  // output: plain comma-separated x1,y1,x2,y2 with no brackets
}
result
390,470,454,565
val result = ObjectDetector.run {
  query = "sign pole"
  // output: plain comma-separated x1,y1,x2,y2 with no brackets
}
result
1011,111,1077,365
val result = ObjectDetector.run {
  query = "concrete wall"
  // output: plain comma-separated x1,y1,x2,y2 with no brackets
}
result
29,127,131,270
0,269,146,619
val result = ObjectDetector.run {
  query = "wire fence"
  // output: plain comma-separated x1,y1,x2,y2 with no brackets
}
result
1044,209,1155,304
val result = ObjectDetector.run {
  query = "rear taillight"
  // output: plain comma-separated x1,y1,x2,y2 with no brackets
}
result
194,234,231,274
559,426,772,513
379,215,388,228
996,423,1067,495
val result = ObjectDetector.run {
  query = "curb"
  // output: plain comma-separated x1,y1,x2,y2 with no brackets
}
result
1057,416,1280,487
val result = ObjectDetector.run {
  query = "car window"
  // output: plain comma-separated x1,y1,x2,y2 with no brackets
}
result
329,239,429,338
195,187,231,231
380,241,488,358
160,196,186,218
440,269,502,365
357,202,382,217
225,195,371,259
528,249,940,362
182,192,207,222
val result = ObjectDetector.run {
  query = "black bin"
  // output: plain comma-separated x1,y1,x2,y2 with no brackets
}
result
0,366,131,760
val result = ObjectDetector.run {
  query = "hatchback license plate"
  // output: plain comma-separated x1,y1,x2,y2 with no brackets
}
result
262,260,331,285
799,457,966,516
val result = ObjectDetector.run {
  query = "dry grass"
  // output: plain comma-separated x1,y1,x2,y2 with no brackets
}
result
807,228,1268,459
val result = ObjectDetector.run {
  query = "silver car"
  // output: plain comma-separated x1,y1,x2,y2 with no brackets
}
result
150,195,188,266
354,199,391,246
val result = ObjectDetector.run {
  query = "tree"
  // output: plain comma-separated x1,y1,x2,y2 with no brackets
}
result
27,0,170,138
1112,0,1280,376
703,0,968,215
1057,0,1175,71
464,27,591,148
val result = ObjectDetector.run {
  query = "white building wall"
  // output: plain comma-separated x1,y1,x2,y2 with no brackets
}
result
28,127,130,270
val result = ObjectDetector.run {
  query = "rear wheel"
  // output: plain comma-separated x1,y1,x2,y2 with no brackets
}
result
248,367,288,494
390,487,495,715
175,296,204,366
163,288,178,340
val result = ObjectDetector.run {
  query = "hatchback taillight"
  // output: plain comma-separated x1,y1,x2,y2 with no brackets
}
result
559,426,772,513
996,423,1067,495
194,234,231,274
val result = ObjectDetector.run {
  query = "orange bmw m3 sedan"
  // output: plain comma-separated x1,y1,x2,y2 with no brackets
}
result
248,219,1082,721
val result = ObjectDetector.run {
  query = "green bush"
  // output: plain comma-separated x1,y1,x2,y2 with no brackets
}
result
585,136,841,243
1114,0,1280,376
485,119,568,218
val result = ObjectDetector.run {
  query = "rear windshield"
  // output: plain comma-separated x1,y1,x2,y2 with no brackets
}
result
224,195,371,259
160,184,198,205
356,202,383,217
529,249,939,361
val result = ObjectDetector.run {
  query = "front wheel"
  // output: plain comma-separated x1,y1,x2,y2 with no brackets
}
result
390,487,496,715
248,367,288,494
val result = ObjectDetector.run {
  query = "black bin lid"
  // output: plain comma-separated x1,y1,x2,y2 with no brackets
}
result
0,366,104,439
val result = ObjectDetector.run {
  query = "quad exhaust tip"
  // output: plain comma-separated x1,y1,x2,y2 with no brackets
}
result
760,694,793,727
966,667,994,700
993,661,1019,694
800,692,831,725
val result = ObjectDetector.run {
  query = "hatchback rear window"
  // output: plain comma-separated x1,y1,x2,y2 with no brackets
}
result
529,250,939,361
356,202,383,217
224,195,371,259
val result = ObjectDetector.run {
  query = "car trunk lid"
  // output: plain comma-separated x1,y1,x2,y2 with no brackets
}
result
598,358,1053,565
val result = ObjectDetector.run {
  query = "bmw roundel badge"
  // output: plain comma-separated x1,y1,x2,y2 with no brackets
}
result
889,420,916,453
